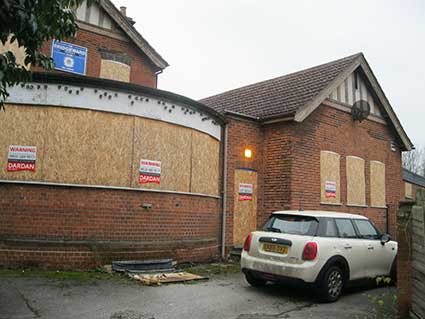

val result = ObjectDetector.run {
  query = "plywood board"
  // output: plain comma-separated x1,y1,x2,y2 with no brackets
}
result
2,104,220,195
320,151,341,204
405,182,413,199
42,107,93,184
131,272,205,284
0,104,46,181
99,59,130,83
85,111,133,187
233,169,257,246
370,161,386,207
133,118,191,192
346,156,366,206
191,131,220,196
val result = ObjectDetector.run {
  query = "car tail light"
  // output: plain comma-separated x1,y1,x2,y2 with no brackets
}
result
302,242,318,260
243,233,253,252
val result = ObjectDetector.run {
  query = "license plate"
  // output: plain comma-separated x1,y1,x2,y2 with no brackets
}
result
263,243,288,254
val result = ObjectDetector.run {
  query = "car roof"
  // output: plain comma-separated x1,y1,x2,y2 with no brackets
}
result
271,210,369,220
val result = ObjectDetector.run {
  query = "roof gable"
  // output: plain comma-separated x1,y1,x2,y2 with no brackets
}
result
75,0,168,70
200,53,413,151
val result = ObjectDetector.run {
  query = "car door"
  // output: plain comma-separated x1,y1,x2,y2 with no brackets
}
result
334,218,366,280
352,219,394,277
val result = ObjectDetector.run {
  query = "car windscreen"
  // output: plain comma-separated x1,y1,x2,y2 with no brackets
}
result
263,214,319,236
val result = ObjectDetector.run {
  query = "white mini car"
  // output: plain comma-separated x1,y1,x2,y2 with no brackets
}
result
241,210,397,302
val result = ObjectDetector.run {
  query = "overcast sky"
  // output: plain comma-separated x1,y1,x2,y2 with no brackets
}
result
114,0,424,148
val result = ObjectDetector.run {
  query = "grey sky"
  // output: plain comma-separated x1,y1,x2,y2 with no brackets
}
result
114,0,425,148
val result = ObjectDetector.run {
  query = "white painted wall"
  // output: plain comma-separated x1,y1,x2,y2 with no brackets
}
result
6,83,222,140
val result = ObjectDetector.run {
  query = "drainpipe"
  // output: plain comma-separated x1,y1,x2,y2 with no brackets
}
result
386,204,390,234
221,124,228,260
154,70,163,88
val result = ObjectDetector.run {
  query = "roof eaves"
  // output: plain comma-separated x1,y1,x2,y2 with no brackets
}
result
403,168,425,188
99,0,169,70
31,72,225,124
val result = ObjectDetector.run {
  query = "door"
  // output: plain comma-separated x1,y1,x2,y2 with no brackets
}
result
233,169,257,247
334,218,367,280
352,219,394,277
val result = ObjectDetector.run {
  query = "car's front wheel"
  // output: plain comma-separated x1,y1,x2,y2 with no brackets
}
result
245,272,267,287
317,266,344,302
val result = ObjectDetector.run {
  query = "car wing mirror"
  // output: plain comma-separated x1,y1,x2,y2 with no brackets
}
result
380,234,391,246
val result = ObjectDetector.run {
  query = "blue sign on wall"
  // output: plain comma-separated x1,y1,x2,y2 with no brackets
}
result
51,40,88,75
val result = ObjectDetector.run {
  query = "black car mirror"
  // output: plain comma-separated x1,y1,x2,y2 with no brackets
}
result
380,233,391,246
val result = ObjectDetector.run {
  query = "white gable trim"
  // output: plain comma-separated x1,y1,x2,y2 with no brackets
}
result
97,0,168,70
294,54,413,151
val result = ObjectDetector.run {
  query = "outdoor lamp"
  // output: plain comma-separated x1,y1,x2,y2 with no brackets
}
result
244,148,252,159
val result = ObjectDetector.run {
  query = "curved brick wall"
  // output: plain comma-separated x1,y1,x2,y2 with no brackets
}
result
0,184,221,270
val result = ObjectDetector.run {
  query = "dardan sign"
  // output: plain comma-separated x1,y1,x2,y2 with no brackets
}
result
239,183,253,201
139,160,161,184
325,181,337,198
7,145,37,172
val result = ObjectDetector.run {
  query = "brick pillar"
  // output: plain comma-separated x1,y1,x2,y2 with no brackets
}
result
397,200,414,319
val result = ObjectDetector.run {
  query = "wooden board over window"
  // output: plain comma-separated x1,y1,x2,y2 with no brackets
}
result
370,161,386,207
346,156,366,206
320,151,341,204
100,59,130,83
405,182,413,199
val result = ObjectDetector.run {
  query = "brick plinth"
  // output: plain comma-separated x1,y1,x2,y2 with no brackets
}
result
0,184,221,270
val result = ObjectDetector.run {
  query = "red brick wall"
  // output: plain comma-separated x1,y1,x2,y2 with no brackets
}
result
289,104,403,236
34,28,158,88
0,184,220,270
224,118,263,247
260,121,294,225
225,103,404,248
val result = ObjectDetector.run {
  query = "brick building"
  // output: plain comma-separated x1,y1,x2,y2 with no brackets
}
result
0,1,414,269
0,0,225,269
403,168,425,201
201,53,413,252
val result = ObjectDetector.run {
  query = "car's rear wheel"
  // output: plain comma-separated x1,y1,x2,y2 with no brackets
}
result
245,272,267,287
390,257,397,284
318,265,344,302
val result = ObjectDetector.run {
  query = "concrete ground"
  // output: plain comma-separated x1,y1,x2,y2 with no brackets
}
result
0,271,396,319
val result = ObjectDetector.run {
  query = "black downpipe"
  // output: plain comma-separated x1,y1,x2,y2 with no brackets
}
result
386,205,390,234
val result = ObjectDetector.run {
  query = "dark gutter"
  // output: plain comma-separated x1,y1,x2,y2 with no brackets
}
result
224,109,260,122
30,72,226,125
402,168,425,188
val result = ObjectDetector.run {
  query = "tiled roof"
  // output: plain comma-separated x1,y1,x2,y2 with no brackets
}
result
403,168,425,188
200,53,362,120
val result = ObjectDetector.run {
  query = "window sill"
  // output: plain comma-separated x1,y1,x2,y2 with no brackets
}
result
346,204,368,208
370,206,388,209
320,202,343,206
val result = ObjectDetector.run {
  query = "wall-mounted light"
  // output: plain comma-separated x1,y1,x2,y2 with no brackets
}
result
244,148,252,159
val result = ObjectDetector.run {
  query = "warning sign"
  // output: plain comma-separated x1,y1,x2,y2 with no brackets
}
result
7,145,37,172
239,183,253,201
325,181,337,198
139,159,161,184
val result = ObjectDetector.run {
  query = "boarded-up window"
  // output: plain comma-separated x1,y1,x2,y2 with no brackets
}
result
346,156,366,206
100,60,130,82
320,151,340,204
370,161,386,207
405,182,413,199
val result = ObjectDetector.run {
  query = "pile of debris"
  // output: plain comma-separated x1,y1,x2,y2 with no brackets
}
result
111,259,206,285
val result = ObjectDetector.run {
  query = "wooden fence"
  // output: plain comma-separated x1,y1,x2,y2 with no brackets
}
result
411,195,425,319
398,189,425,319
